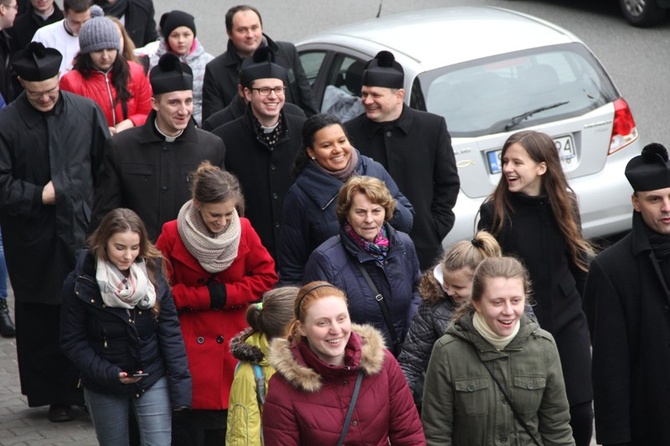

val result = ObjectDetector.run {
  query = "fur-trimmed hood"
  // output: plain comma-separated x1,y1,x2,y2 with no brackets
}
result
229,328,269,365
418,266,452,305
268,324,386,393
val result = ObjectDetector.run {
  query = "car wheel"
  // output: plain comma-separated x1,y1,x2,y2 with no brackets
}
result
619,0,666,26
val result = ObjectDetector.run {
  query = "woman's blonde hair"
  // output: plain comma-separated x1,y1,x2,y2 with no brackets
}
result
425,231,501,305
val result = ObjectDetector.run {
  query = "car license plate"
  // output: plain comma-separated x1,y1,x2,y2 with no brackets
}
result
486,135,576,175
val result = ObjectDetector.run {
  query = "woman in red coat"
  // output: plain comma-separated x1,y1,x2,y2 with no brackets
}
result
156,161,278,446
263,281,425,445
60,10,151,135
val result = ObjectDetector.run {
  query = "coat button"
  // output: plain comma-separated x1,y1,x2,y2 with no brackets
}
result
385,131,392,137
467,384,475,392
197,336,205,344
197,278,205,284
500,436,508,443
527,382,534,390
352,420,358,426
216,336,224,344
343,380,348,386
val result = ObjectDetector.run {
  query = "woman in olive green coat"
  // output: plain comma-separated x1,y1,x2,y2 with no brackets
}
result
422,257,574,446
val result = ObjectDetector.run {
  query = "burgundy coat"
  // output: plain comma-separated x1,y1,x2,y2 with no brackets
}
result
264,325,425,445
155,217,278,409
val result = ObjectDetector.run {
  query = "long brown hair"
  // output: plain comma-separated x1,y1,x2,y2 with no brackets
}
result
484,130,594,271
191,161,246,216
88,208,166,315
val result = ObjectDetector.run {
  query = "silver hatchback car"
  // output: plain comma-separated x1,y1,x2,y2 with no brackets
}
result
297,6,641,246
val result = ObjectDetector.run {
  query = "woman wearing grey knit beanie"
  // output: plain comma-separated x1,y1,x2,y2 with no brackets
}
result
60,6,152,135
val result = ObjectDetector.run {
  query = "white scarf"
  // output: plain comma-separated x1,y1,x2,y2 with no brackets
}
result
472,311,520,351
177,199,241,273
96,257,156,310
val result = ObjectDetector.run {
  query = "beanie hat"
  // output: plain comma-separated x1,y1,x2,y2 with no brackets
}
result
150,53,193,94
160,10,196,38
625,143,670,192
12,42,62,81
362,50,404,89
78,6,121,55
240,46,288,88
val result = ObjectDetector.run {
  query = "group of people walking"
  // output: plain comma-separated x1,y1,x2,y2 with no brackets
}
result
0,2,668,446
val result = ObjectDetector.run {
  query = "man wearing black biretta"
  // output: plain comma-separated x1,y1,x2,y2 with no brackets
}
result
0,41,109,422
584,141,670,445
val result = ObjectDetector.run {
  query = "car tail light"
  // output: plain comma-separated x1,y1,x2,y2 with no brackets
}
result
609,97,638,155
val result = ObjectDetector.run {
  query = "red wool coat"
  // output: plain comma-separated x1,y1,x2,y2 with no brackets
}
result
60,60,152,128
155,217,278,409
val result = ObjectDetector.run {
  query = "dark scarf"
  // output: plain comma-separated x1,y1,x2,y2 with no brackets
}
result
344,222,389,261
96,0,129,18
646,226,670,261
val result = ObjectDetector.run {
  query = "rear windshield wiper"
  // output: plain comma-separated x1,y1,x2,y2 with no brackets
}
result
505,101,569,131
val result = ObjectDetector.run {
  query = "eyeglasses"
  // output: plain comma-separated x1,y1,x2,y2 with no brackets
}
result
250,86,286,97
24,85,59,100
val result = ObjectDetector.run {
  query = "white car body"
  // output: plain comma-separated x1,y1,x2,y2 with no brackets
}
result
297,6,640,246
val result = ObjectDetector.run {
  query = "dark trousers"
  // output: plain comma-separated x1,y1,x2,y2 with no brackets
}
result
15,302,83,407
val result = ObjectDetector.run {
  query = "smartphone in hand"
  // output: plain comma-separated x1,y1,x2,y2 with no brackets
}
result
131,371,149,378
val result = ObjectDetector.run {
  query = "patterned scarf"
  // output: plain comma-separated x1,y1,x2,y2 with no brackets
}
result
96,257,156,310
252,111,286,148
177,200,241,273
344,222,389,261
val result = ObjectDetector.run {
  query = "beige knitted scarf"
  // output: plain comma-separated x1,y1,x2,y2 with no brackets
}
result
177,200,241,273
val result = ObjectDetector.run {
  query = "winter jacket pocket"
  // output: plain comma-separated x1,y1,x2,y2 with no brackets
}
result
511,376,546,414
454,377,490,415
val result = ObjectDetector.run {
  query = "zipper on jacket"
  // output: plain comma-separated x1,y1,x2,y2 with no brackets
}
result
101,70,117,125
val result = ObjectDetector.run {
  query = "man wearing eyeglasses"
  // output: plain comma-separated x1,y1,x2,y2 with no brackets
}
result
0,42,109,422
212,47,306,260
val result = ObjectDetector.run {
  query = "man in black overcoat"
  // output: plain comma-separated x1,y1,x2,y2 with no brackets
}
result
344,51,460,269
584,142,670,446
201,4,316,121
0,43,109,421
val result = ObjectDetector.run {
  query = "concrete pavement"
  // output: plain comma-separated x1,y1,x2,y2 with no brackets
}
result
0,295,97,446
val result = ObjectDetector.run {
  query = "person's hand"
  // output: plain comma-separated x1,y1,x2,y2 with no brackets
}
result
113,119,135,134
42,181,56,205
119,371,142,385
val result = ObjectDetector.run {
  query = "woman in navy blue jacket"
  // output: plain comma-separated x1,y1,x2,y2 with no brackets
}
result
278,113,414,284
302,176,421,356
60,208,191,445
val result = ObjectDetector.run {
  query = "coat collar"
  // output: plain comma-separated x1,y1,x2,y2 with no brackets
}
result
340,223,403,264
268,324,386,392
295,150,364,208
223,33,279,67
230,328,270,365
136,110,200,145
14,91,66,129
360,104,413,140
448,312,540,358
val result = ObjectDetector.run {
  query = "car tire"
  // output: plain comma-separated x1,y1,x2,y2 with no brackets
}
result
619,0,666,27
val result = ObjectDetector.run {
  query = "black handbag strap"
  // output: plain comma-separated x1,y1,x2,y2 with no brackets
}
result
354,262,402,355
336,370,364,446
478,354,542,446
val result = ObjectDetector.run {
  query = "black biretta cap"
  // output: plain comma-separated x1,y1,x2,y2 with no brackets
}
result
11,42,62,82
361,50,404,89
240,47,288,87
150,53,193,94
625,143,670,192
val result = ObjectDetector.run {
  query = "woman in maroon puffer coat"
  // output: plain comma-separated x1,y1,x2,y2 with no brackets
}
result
263,281,425,445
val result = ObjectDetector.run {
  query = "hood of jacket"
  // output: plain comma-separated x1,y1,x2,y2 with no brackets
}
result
268,323,386,393
230,328,270,366
418,266,455,306
447,312,540,355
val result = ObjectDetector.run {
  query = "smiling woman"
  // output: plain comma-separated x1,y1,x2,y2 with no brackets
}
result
262,281,425,445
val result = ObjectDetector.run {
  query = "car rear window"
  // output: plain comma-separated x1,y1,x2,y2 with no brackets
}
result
418,43,618,137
